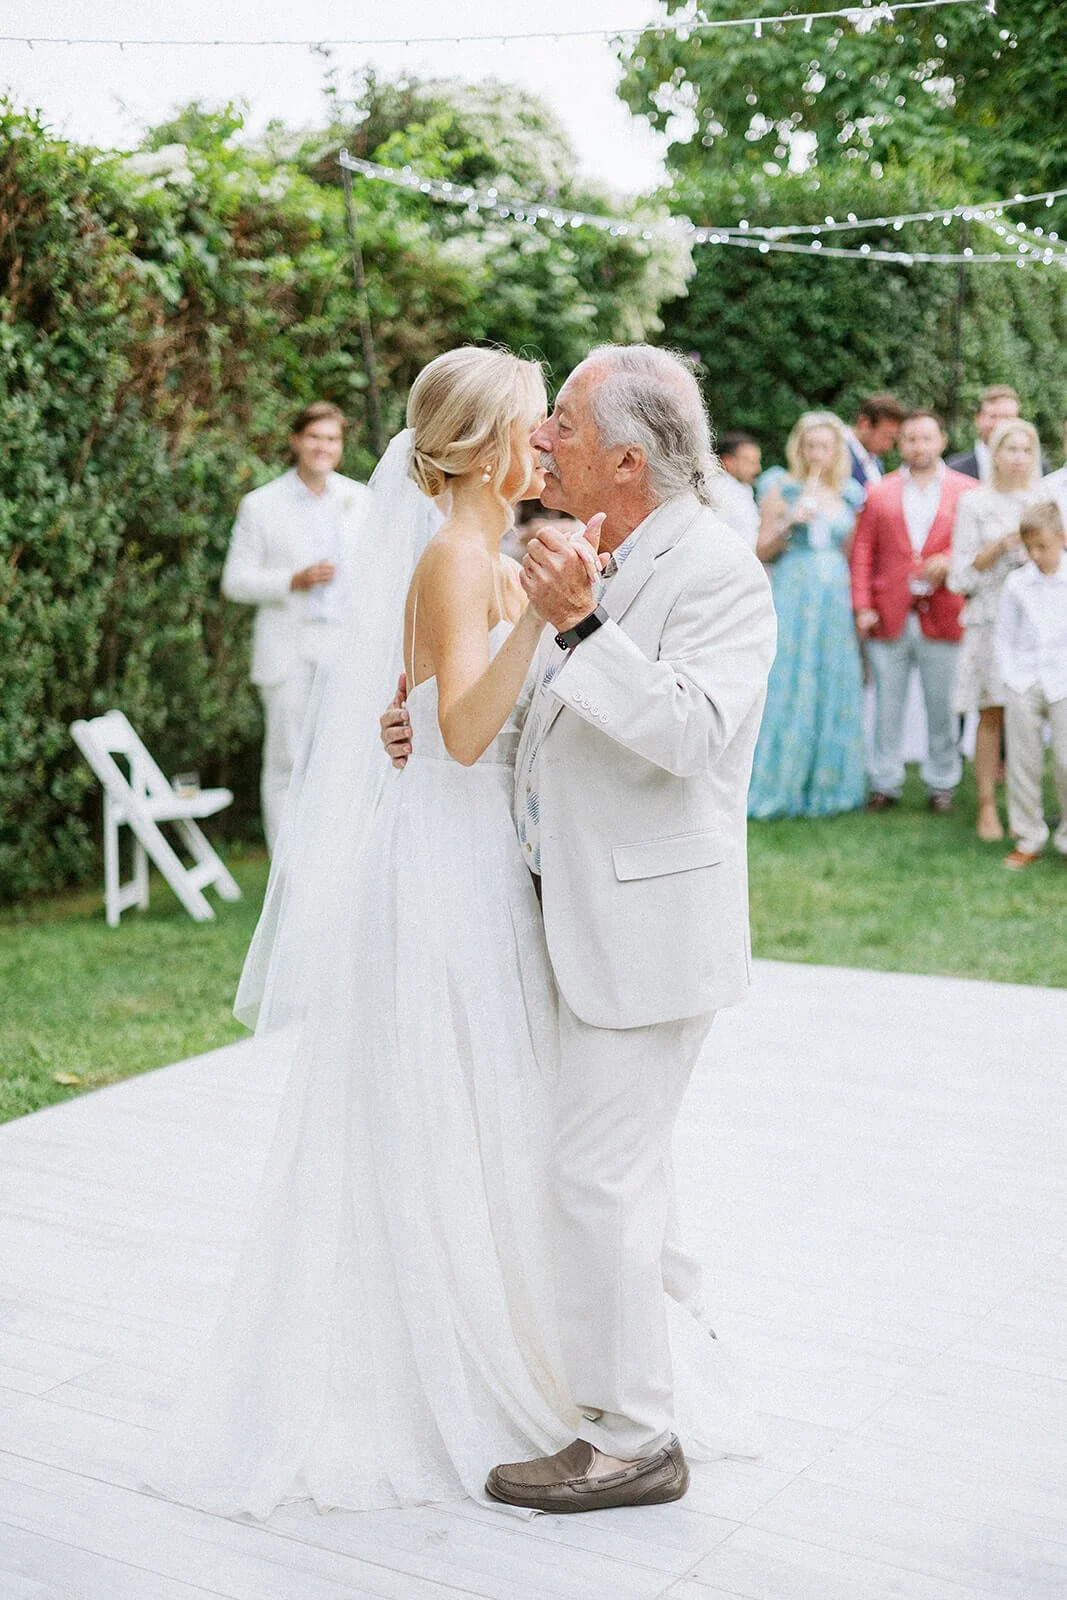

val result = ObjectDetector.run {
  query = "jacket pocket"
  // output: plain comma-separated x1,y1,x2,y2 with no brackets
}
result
612,829,726,882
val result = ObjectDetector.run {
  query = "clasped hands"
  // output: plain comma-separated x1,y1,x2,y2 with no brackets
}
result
520,512,608,632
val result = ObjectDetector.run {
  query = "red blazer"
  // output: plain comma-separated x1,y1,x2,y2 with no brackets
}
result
850,467,971,642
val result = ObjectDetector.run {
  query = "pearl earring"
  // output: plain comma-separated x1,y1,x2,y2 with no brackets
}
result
481,467,492,484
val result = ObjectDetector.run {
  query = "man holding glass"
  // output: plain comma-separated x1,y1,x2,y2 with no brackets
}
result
222,402,369,850
851,410,972,813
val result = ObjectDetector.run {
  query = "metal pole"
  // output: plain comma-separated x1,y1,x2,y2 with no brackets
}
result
339,150,385,460
948,215,968,446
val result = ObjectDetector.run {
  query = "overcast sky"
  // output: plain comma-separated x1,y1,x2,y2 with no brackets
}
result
2,1,672,195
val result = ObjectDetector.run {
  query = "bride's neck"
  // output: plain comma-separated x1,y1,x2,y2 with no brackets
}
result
447,477,511,551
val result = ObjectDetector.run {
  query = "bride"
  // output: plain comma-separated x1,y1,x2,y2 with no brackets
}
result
145,346,587,1516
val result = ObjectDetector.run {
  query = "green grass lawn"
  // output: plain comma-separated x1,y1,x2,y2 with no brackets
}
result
2,764,1064,1124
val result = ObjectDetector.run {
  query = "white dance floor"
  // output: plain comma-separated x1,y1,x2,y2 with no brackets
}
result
0,960,1063,1599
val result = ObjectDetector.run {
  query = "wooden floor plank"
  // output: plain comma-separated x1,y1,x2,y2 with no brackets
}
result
0,961,1062,1598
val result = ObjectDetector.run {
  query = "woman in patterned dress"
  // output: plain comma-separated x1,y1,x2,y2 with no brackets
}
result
748,411,866,819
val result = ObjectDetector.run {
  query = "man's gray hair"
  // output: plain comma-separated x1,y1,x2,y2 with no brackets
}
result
582,345,720,508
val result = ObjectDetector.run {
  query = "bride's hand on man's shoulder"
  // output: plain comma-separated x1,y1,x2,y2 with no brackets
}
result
380,673,411,769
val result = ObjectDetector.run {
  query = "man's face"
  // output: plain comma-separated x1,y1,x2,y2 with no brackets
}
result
855,414,901,456
722,442,761,486
975,396,1020,443
897,417,946,472
291,420,344,477
530,365,619,522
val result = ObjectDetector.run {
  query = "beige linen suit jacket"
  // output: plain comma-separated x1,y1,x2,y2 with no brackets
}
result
221,469,370,687
515,492,776,1031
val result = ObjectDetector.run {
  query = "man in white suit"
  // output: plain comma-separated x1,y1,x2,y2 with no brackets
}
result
222,403,369,850
384,346,775,1511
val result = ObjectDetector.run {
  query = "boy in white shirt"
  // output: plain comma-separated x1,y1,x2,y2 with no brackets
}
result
994,499,1067,868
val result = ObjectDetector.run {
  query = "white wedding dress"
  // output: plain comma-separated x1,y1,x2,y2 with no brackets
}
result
145,621,583,1516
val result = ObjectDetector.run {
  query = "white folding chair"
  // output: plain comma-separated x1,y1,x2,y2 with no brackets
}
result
70,710,242,926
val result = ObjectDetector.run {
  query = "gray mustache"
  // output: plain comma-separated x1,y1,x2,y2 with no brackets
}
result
539,452,559,475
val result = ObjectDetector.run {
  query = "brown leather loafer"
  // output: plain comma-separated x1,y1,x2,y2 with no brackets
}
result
1003,848,1041,870
485,1435,689,1514
927,790,954,815
866,791,898,812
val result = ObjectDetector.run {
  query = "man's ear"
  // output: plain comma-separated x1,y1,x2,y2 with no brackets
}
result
614,445,647,484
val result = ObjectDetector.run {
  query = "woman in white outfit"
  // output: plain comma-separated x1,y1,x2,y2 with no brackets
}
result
949,419,1041,840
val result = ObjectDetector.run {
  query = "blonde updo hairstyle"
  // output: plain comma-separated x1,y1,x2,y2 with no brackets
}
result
407,346,546,507
988,418,1041,492
784,410,851,495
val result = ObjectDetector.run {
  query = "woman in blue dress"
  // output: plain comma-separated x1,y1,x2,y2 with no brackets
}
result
748,411,867,818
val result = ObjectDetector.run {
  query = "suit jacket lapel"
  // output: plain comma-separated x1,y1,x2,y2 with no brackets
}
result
885,473,911,557
601,493,702,625
533,493,703,749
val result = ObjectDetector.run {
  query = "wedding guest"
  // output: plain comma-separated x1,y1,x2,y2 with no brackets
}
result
949,419,1042,840
946,385,1035,482
714,431,761,547
221,402,369,851
994,499,1067,869
748,412,866,817
844,393,907,494
852,410,972,812
1036,411,1067,528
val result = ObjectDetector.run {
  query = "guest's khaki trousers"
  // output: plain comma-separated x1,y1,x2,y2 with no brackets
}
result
1005,684,1067,856
550,997,715,1459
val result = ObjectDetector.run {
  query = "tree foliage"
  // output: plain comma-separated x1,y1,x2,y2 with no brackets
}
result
0,82,686,902
616,6,1067,458
618,1,1067,202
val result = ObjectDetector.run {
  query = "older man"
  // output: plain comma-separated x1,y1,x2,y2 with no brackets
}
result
384,346,776,1512
222,402,369,850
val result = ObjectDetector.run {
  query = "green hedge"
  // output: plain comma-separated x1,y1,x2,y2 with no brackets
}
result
0,92,685,902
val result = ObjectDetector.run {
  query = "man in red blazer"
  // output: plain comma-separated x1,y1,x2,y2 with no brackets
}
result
851,410,972,812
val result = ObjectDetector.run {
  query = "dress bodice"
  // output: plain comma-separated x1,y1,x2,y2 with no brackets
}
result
759,468,863,555
407,620,522,770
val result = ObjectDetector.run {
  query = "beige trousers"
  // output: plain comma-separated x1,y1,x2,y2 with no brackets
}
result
550,997,715,1459
258,660,317,853
1005,684,1067,856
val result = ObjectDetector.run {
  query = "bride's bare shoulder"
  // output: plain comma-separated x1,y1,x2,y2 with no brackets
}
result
411,531,495,612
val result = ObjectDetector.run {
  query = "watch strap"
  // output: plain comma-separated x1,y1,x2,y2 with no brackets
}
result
555,604,609,651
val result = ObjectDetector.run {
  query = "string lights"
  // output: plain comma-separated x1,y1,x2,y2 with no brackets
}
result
338,153,1067,270
0,0,992,49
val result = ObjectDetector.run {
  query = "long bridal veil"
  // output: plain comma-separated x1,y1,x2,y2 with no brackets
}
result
234,427,439,1035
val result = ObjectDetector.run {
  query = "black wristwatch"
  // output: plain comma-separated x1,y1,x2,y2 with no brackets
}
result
555,604,609,651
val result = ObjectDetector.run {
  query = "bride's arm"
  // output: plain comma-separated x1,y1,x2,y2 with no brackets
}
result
419,544,546,767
